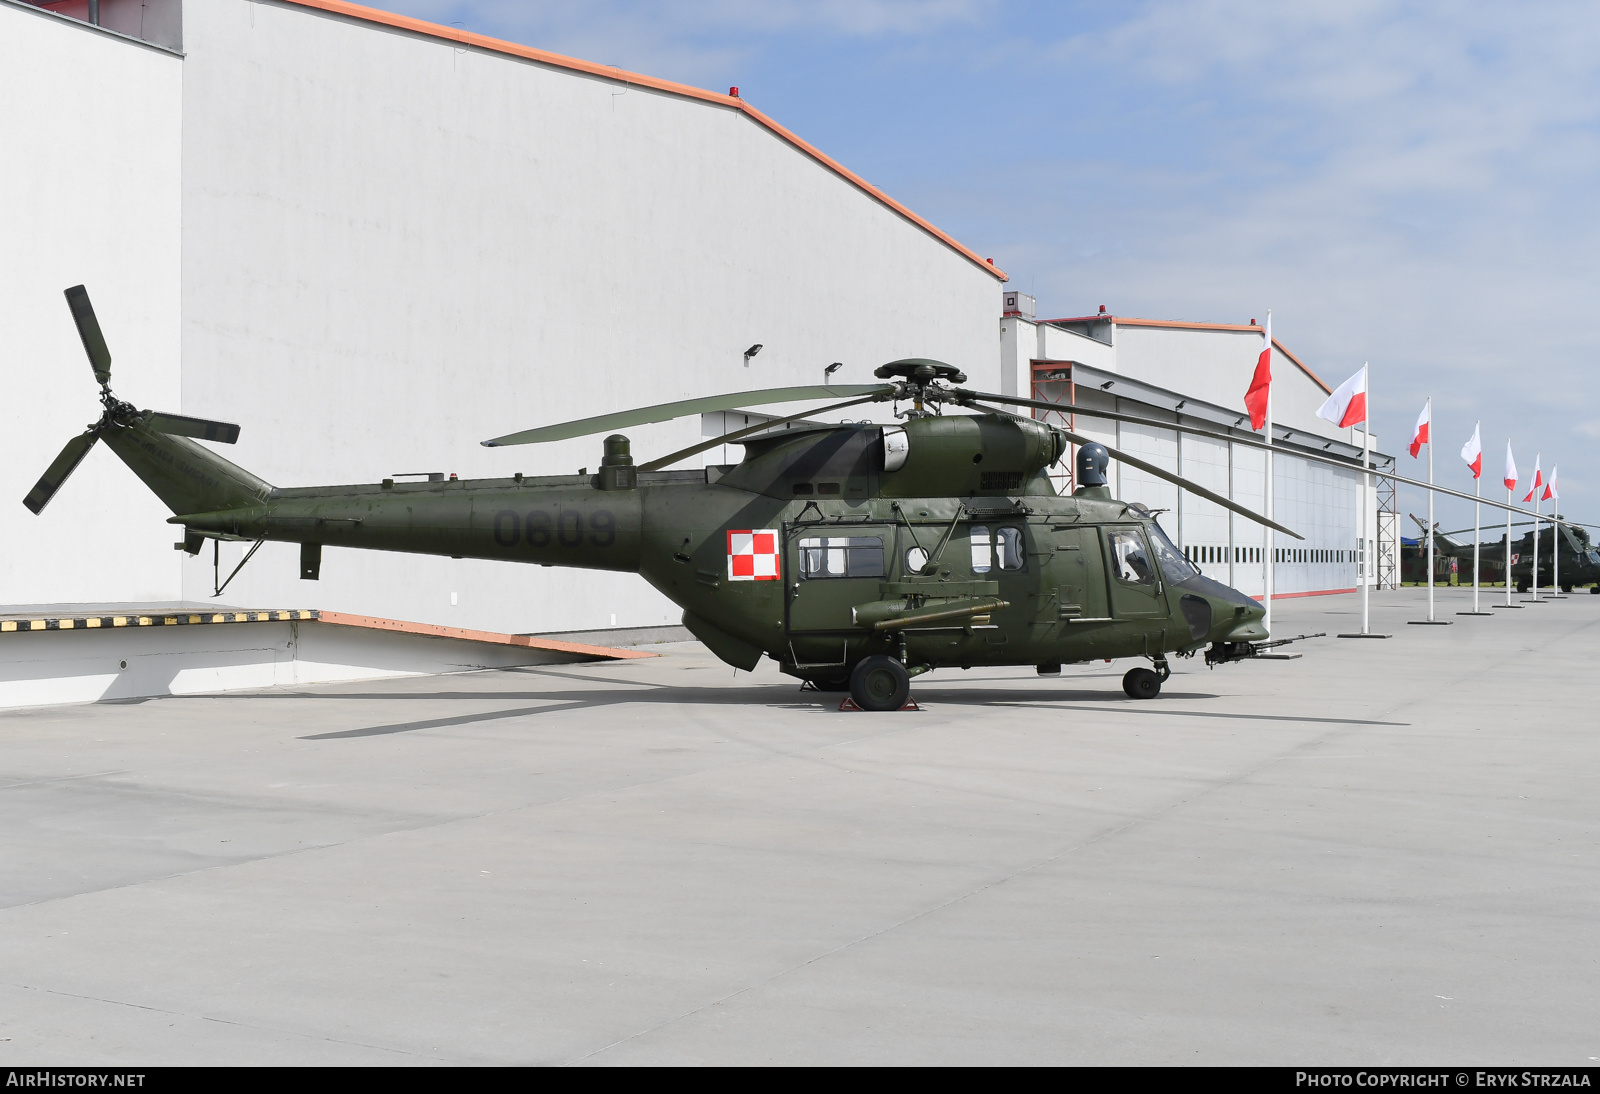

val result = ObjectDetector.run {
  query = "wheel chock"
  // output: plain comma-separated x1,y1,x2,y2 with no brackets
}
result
837,696,920,712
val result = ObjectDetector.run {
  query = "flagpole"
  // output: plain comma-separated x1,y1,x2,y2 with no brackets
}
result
1472,431,1481,613
1264,351,1274,637
1504,446,1513,608
1530,458,1540,603
1552,470,1562,597
1426,397,1435,623
1332,363,1387,639
1360,366,1370,635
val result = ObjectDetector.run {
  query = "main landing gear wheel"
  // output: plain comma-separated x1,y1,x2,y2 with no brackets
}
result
849,655,911,712
1122,667,1162,700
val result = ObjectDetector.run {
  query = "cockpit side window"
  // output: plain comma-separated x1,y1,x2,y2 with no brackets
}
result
1107,528,1156,586
1145,519,1199,584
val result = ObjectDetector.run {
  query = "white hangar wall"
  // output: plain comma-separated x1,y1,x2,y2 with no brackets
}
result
0,3,184,606
150,0,999,632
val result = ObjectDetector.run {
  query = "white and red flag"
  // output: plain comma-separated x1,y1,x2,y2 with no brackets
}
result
1316,366,1368,428
1244,313,1271,431
1409,401,1430,458
1522,455,1542,503
1504,443,1518,491
1461,424,1482,478
1543,466,1558,502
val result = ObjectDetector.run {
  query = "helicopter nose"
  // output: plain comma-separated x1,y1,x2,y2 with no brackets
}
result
1211,596,1269,643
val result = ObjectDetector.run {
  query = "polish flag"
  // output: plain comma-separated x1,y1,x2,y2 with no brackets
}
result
1244,313,1271,431
1504,443,1517,491
1409,401,1430,458
1316,366,1368,428
1522,455,1542,503
1543,466,1558,502
1461,424,1482,478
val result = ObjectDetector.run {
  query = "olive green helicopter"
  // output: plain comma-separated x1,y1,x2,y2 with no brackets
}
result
27,286,1340,710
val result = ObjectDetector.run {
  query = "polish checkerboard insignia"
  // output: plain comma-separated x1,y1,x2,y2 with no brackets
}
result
727,529,780,581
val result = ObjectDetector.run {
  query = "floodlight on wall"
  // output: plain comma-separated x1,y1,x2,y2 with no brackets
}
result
1099,380,1115,390
824,362,843,380
744,344,763,367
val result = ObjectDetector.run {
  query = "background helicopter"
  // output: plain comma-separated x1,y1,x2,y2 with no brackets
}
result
1416,515,1600,593
26,286,1582,710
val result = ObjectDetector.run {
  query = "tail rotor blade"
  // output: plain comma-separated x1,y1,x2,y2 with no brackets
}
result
23,432,99,514
64,286,112,386
144,411,241,445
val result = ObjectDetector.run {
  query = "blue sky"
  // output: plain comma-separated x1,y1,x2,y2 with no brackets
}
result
385,0,1600,533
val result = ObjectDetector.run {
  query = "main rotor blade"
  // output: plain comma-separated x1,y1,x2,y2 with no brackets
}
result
1439,520,1600,536
637,394,883,472
144,411,241,445
482,384,894,447
23,431,99,514
64,285,111,386
1068,427,1304,540
960,391,1591,532
960,388,1375,457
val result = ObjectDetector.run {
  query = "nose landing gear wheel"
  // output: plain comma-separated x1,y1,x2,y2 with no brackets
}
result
1122,667,1161,700
849,655,911,712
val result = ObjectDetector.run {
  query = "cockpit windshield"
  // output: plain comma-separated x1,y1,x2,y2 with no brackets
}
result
1146,519,1199,584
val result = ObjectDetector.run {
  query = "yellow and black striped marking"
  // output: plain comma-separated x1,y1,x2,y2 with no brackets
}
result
0,610,316,634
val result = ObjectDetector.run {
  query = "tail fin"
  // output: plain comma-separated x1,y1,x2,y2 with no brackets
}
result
101,419,273,516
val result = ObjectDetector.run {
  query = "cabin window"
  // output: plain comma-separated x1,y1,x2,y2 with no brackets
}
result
970,526,992,573
969,525,1026,574
817,482,842,496
792,483,814,496
799,536,884,579
1108,527,1158,586
996,527,1025,571
905,546,930,574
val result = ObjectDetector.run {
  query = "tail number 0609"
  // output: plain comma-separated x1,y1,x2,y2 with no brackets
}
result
492,509,616,549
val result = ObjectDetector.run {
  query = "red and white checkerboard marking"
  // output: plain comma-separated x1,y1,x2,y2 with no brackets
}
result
727,529,780,581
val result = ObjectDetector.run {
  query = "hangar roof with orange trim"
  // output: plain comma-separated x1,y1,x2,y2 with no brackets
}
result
280,0,1008,283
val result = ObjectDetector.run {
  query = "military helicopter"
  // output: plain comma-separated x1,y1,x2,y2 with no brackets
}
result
29,286,1570,711
1417,515,1600,593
